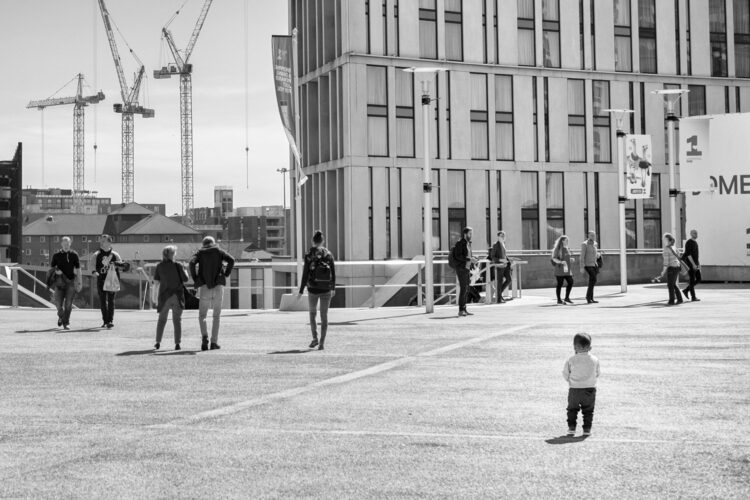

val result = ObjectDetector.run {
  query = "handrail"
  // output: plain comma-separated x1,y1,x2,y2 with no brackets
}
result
8,265,50,299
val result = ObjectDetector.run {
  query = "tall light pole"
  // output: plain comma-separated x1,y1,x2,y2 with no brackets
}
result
404,67,444,314
604,109,634,293
276,167,289,210
652,89,689,241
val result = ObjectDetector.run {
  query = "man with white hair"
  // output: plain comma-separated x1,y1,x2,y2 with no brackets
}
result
49,236,81,329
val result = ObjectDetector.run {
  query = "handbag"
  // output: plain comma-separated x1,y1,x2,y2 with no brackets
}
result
103,268,121,292
596,255,604,269
669,247,690,280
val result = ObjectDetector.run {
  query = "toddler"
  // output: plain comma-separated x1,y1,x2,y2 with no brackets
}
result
562,333,600,436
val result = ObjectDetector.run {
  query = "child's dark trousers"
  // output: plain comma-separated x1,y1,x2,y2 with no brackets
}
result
567,387,596,431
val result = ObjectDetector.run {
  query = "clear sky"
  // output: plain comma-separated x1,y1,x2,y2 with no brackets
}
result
0,0,291,215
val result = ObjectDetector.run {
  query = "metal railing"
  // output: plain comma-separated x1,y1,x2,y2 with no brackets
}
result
7,266,55,308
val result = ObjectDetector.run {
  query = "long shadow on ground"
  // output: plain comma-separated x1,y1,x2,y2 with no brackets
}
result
268,349,313,355
545,435,590,445
116,349,155,357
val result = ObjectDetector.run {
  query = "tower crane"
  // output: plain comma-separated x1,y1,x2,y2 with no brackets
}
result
154,0,214,226
98,0,154,204
27,74,105,212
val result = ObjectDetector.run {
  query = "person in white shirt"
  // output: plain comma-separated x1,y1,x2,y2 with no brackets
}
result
562,333,600,437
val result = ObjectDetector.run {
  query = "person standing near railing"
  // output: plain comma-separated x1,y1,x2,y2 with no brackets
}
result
189,236,235,351
298,230,336,350
451,227,478,317
49,236,81,330
489,231,511,303
580,231,601,304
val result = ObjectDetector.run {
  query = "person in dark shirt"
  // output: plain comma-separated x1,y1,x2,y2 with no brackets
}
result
49,236,80,329
454,227,478,317
298,230,336,350
189,236,235,351
682,229,701,301
153,245,189,351
489,231,511,303
92,234,126,329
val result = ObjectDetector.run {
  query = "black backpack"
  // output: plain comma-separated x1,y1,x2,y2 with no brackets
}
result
309,249,332,287
448,244,459,270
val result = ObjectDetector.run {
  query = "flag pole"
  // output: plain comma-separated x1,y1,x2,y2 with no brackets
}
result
292,28,304,287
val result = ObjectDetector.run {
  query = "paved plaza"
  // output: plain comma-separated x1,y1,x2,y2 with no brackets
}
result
1,284,749,498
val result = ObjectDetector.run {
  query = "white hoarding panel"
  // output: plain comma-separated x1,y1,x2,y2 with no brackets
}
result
680,114,750,266
624,134,653,199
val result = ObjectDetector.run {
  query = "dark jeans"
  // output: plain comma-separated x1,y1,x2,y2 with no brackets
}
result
556,276,573,301
684,268,701,300
567,387,596,431
97,279,116,324
495,265,512,302
666,266,682,304
54,283,75,325
308,291,332,342
584,266,598,301
457,268,470,311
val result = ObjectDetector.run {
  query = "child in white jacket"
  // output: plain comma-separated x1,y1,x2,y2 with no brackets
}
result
562,333,600,436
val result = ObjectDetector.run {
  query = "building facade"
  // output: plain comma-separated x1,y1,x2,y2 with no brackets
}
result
22,188,111,218
225,206,289,256
214,186,234,217
290,0,750,260
0,143,23,263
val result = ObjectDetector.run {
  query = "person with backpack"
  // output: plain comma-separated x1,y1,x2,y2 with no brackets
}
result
152,245,189,351
298,230,336,350
189,236,235,351
450,227,478,317
92,234,127,329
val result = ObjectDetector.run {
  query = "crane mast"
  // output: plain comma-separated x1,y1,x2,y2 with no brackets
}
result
27,74,105,212
98,0,154,204
155,0,213,226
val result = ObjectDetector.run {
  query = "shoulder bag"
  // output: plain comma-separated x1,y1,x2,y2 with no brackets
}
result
669,247,690,280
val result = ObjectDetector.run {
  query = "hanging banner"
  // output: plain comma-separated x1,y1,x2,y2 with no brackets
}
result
680,114,750,267
624,134,653,199
271,35,301,166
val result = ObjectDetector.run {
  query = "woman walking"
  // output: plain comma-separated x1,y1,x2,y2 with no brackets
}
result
298,231,336,350
654,233,684,306
153,245,189,351
551,235,575,305
92,234,127,328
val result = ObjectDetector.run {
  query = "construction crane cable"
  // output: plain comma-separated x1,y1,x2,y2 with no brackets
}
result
244,0,249,189
108,10,143,67
45,75,79,101
164,0,191,28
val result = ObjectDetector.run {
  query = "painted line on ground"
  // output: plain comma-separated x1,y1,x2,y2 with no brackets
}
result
152,324,535,429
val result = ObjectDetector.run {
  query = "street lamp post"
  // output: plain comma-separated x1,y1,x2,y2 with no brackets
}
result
404,67,445,314
276,167,288,210
652,89,689,241
604,108,634,294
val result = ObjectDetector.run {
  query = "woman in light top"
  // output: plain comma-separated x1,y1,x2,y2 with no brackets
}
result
551,235,575,305
654,232,684,306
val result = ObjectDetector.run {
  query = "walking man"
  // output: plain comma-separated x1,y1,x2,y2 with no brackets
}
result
454,227,478,317
92,234,125,328
49,236,81,329
580,231,601,304
189,236,235,351
489,230,512,303
682,229,701,302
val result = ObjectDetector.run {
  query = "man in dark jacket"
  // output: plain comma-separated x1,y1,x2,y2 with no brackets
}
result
92,234,126,328
682,229,701,301
489,230,511,303
189,236,235,351
454,227,477,317
49,236,81,329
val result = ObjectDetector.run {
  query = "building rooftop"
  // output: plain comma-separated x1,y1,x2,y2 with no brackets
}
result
23,215,108,236
120,213,201,236
109,202,155,216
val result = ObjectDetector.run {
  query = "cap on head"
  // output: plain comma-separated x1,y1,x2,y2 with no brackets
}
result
574,332,592,350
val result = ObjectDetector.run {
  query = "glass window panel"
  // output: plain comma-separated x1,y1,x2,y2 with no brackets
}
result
614,0,631,26
543,31,561,68
367,66,387,105
470,74,488,110
445,0,462,11
522,219,540,250
396,118,414,157
496,123,514,160
736,43,750,77
643,174,661,209
711,41,728,77
547,220,565,248
542,0,559,20
594,127,611,162
395,70,413,107
546,172,564,209
420,0,436,8
419,20,437,59
593,81,610,115
688,85,706,115
518,29,536,65
735,0,750,34
625,218,637,248
569,126,586,162
446,22,463,61
471,121,489,159
520,172,538,209
615,35,633,71
446,170,466,208
495,75,513,111
568,80,585,115
518,0,534,18
643,218,662,248
709,0,726,32
639,37,657,73
638,0,655,28
367,116,388,156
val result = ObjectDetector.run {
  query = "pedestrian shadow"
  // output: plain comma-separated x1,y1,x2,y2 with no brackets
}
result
155,350,198,356
15,328,62,333
601,301,668,309
545,435,589,445
268,349,312,355
329,312,426,326
115,349,155,357
63,327,104,333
